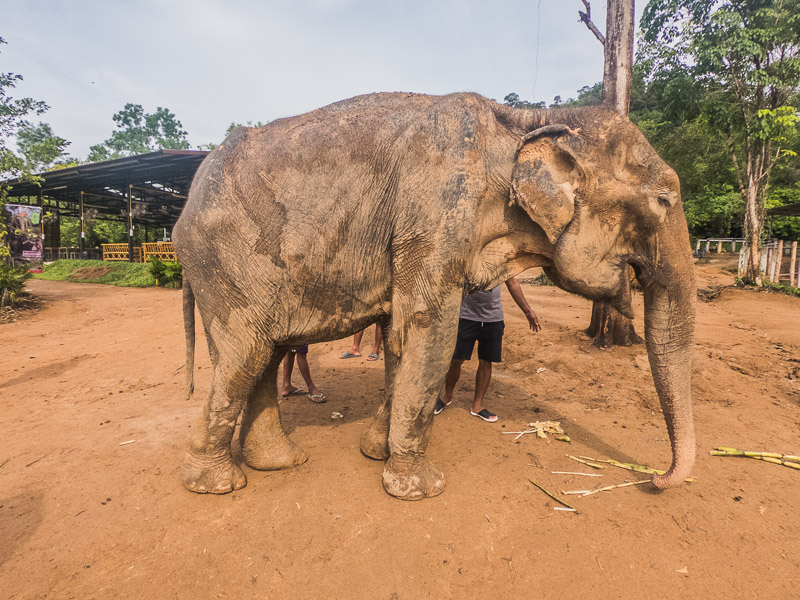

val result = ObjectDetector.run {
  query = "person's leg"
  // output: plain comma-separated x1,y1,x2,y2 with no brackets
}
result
295,352,324,400
435,319,478,415
280,352,298,396
367,324,383,360
471,321,504,422
342,331,364,358
441,359,464,405
472,359,492,413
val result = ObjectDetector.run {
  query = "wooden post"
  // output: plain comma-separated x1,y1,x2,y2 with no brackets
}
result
716,240,722,253
790,241,797,287
776,240,784,282
695,239,701,251
705,240,711,254
732,240,737,253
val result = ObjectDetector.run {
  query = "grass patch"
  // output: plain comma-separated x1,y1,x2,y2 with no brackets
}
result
35,260,156,288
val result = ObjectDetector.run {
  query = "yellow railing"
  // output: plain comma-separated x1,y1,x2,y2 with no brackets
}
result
102,244,143,262
142,242,177,262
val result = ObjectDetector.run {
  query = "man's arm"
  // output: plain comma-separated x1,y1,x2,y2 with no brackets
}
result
505,276,541,333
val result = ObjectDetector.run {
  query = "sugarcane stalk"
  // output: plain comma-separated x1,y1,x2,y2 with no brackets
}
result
578,456,697,482
566,455,605,469
712,447,800,470
563,479,651,498
529,480,579,513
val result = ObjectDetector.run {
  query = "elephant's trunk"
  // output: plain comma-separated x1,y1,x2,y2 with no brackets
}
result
641,240,696,489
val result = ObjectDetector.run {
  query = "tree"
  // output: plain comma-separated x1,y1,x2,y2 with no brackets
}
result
16,122,71,171
88,103,190,162
641,0,800,283
0,36,51,265
578,0,644,347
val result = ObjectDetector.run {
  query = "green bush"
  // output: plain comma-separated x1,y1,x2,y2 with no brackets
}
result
148,256,182,288
0,263,33,308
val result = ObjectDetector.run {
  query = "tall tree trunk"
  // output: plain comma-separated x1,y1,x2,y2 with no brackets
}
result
584,0,642,346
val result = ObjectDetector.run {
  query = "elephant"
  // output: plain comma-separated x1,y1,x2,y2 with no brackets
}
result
173,91,695,499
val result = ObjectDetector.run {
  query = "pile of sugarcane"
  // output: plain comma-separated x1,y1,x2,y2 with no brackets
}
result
711,446,800,470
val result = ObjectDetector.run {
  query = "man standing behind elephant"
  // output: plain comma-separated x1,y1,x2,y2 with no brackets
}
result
435,276,541,422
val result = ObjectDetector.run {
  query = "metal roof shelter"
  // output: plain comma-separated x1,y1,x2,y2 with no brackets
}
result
2,149,208,259
767,202,800,217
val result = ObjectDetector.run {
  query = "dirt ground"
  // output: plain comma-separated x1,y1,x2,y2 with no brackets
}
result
1,255,799,599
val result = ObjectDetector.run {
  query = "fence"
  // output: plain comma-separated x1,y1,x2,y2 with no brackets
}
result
43,247,102,261
695,238,745,254
101,244,143,262
738,240,799,286
141,242,177,261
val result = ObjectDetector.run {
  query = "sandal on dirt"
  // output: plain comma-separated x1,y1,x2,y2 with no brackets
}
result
281,388,307,397
340,351,361,359
308,393,327,403
470,408,498,423
434,396,451,415
367,352,380,361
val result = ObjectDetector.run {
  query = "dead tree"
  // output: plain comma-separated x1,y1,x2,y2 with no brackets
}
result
578,0,642,347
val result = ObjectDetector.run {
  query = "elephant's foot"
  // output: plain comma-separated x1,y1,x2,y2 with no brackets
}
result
182,451,247,494
242,434,308,471
382,452,445,500
360,420,390,460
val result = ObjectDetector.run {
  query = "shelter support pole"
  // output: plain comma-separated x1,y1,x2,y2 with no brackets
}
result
790,241,797,288
717,240,722,253
127,184,134,262
39,191,44,249
79,191,85,255
695,240,700,251
705,240,711,254
775,240,784,282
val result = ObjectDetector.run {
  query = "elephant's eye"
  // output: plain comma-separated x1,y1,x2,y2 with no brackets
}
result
657,194,672,208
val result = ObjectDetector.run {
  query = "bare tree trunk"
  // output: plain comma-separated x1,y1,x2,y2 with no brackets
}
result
602,0,635,115
581,0,642,346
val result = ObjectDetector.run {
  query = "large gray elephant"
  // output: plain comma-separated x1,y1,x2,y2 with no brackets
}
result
173,92,695,499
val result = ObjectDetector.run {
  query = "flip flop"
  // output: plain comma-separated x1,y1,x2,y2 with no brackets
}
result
470,408,498,423
281,388,307,397
367,353,380,361
434,396,451,415
340,351,361,359
308,393,327,403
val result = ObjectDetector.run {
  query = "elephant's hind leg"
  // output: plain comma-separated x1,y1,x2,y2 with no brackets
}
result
360,320,396,460
182,334,271,494
240,351,309,470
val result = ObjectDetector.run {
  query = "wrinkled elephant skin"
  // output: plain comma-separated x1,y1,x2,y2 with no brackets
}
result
173,92,695,499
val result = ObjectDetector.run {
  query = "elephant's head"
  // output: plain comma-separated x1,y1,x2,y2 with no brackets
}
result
511,108,696,489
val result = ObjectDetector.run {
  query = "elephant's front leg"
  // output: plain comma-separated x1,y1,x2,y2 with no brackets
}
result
382,298,461,500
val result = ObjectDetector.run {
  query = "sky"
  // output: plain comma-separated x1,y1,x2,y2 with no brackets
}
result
3,0,645,159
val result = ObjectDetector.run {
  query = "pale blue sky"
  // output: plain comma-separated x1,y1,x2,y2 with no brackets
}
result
4,0,645,158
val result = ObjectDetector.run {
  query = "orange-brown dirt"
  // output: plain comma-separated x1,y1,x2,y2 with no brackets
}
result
1,255,799,599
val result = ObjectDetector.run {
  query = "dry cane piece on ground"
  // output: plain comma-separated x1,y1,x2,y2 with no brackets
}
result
711,447,800,470
503,421,569,442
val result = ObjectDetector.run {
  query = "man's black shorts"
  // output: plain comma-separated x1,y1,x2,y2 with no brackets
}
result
452,319,505,363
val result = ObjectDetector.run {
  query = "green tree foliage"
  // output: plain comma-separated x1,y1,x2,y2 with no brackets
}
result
88,103,190,162
640,0,800,281
1,36,65,267
16,122,71,171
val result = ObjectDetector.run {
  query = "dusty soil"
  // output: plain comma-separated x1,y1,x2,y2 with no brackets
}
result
1,256,799,599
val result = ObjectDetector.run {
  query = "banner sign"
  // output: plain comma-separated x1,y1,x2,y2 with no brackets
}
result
3,204,43,262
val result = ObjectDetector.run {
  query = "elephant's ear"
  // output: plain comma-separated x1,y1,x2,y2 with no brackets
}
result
510,125,586,245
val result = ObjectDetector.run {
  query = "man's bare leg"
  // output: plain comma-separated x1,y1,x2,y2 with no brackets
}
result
472,359,492,413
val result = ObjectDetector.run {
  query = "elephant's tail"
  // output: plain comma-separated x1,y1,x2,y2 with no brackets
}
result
182,278,196,400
